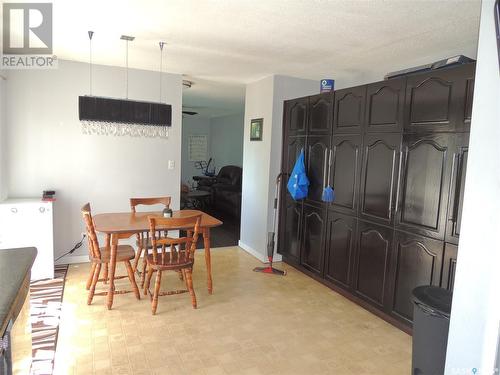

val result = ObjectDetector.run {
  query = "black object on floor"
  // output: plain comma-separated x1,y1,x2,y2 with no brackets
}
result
411,286,452,375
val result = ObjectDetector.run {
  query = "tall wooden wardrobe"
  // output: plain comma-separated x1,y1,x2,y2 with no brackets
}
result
278,63,475,331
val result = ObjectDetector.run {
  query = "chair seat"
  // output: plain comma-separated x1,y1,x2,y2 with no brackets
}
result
146,253,193,270
91,245,136,263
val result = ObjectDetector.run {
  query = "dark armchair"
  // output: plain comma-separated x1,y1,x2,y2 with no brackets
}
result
197,165,242,218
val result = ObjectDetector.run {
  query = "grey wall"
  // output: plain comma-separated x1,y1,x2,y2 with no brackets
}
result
181,113,244,186
181,116,211,186
5,60,183,262
445,0,500,372
239,75,318,261
210,113,244,170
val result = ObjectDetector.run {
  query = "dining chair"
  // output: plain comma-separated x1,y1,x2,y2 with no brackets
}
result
81,203,140,305
143,214,202,315
129,197,172,280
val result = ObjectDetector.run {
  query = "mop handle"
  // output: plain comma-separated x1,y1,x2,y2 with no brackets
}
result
327,148,333,185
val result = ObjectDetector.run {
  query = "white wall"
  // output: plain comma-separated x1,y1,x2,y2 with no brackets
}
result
445,0,500,373
0,74,6,201
181,116,211,185
5,60,183,262
239,75,318,262
210,113,244,169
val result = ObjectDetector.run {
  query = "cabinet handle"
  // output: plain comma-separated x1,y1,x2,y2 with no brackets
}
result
449,152,459,223
10,207,17,213
394,150,403,213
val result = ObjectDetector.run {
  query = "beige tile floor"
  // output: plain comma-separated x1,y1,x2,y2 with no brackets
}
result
53,246,411,375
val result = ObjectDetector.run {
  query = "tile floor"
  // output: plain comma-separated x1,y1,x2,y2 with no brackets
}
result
53,247,411,375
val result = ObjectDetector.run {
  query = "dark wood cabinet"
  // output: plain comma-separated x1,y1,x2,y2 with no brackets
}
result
300,204,326,276
329,134,362,215
389,231,443,324
396,133,454,240
284,97,308,137
441,243,458,291
359,133,401,226
365,78,405,133
279,63,474,331
446,133,469,245
333,85,366,134
353,220,393,309
309,93,333,135
278,197,303,264
405,64,475,133
306,136,331,205
324,212,356,289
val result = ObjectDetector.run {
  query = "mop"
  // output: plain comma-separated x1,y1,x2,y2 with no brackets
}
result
253,173,287,276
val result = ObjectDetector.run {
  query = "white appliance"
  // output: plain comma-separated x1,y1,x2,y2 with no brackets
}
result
0,198,55,280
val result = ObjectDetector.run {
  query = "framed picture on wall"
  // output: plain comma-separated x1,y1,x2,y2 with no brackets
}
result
250,118,263,141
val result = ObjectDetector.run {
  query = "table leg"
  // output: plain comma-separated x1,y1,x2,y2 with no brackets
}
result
202,227,213,294
107,233,117,310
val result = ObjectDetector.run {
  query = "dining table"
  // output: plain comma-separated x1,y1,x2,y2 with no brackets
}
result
92,209,223,310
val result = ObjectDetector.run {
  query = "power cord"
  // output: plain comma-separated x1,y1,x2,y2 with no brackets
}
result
55,234,86,262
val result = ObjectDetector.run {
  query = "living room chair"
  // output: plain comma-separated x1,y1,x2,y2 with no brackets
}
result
129,196,172,281
143,214,202,315
81,203,140,305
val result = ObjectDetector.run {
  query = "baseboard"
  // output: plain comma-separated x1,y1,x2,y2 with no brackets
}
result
238,241,283,263
56,255,89,265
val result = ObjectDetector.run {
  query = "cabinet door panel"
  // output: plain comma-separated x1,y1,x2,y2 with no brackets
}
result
325,212,356,289
330,135,362,215
405,63,475,132
306,136,330,205
354,221,393,308
365,78,405,133
397,133,453,239
301,204,326,276
360,133,401,225
284,137,306,177
284,97,308,136
446,134,469,244
441,243,458,291
309,93,333,135
278,198,303,263
333,85,366,134
390,232,443,323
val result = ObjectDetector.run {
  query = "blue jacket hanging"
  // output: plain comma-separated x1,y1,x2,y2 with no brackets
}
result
287,149,309,200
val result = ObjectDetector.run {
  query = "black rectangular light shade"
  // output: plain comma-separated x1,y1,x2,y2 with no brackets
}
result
78,96,172,126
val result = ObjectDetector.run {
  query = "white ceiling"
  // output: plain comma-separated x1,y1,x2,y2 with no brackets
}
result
23,0,483,115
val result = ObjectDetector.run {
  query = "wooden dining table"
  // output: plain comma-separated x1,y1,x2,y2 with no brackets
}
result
92,209,222,310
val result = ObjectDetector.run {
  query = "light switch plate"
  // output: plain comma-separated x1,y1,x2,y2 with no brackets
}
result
168,160,175,170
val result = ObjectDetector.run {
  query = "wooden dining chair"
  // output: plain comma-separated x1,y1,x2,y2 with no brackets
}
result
143,214,202,315
129,197,172,279
81,203,140,305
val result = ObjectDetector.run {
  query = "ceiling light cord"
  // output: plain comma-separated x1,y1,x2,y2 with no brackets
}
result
125,39,129,99
88,31,94,96
159,42,165,102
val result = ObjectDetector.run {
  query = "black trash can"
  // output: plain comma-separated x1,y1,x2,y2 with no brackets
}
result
412,286,453,375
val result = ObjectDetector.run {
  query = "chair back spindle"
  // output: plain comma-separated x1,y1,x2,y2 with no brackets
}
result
81,203,101,259
148,215,202,264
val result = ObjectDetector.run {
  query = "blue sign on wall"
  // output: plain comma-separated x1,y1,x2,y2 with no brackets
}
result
320,79,335,93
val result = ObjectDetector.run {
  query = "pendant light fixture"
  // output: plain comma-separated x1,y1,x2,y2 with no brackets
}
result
79,33,172,138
